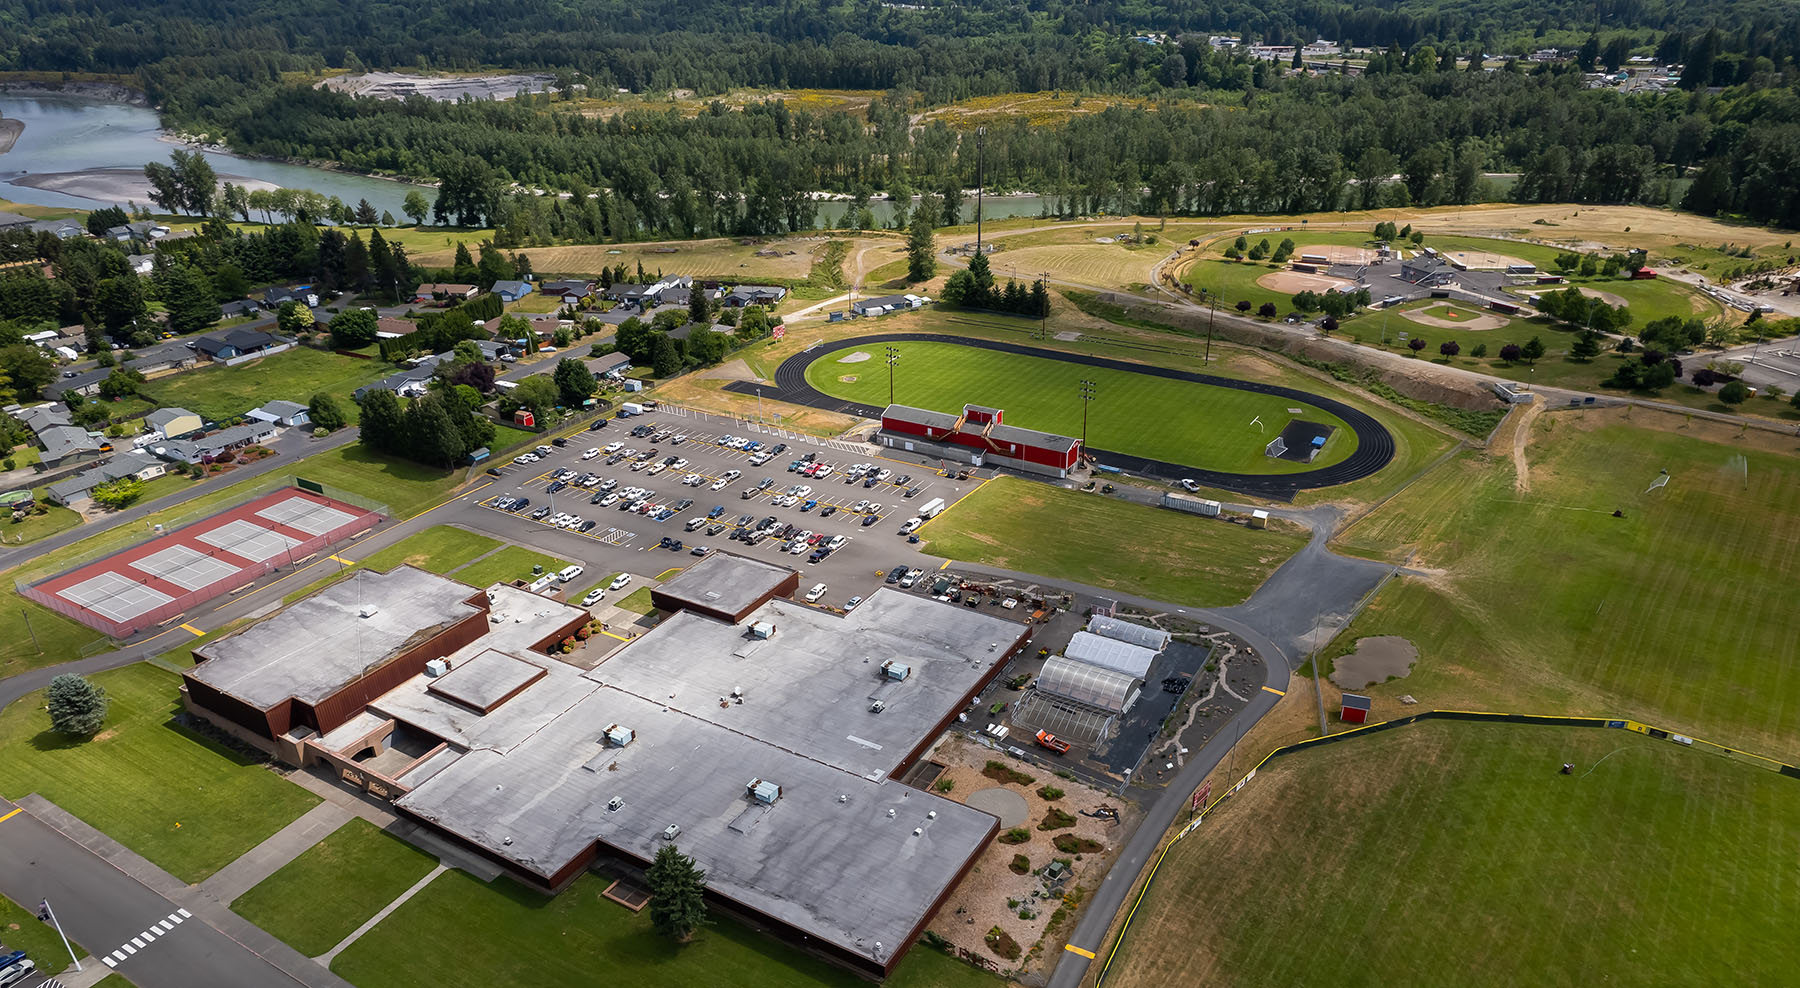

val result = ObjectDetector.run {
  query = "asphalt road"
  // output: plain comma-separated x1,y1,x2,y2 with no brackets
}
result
0,799,301,988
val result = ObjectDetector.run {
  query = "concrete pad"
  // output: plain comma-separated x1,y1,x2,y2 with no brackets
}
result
966,786,1029,827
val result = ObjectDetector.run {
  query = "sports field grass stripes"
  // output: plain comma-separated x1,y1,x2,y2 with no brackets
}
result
1093,708,1800,986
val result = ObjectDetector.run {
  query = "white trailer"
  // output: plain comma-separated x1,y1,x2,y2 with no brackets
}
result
1161,492,1222,516
917,497,948,519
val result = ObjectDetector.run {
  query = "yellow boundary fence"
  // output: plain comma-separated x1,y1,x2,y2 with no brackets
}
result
1091,708,1800,986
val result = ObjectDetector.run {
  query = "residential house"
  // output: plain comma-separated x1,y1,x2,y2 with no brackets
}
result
542,280,593,305
41,367,111,401
604,275,692,310
412,283,478,302
491,280,534,302
261,286,320,309
666,321,735,342
0,211,33,230
588,351,633,379
125,253,156,275
19,404,103,466
28,219,85,239
247,400,310,427
146,407,205,441
125,340,200,376
376,317,418,339
150,422,278,464
194,328,282,361
850,293,930,317
722,285,788,307
483,315,561,343
600,283,645,304
105,221,170,242
656,283,722,309
22,330,59,346
46,450,167,505
219,299,261,320
355,358,442,400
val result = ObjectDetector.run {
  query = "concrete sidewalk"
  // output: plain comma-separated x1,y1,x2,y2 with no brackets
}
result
199,802,353,904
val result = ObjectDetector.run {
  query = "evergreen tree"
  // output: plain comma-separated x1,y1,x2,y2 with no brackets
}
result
906,210,937,282
407,393,467,467
1029,278,1050,317
354,198,379,225
553,357,596,406
687,286,712,326
47,674,108,736
344,232,371,289
1521,336,1547,364
965,251,995,307
308,393,348,431
160,264,221,334
452,242,477,284
356,389,407,454
647,844,710,942
650,333,682,377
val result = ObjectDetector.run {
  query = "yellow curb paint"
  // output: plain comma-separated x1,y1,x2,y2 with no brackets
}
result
1064,944,1096,959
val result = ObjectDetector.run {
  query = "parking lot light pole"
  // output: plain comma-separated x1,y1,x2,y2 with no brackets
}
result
1078,379,1096,450
886,346,901,406
38,898,81,971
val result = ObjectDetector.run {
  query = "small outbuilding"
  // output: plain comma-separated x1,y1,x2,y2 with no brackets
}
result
1340,693,1371,724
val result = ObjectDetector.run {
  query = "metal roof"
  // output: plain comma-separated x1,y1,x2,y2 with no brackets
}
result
1085,616,1172,652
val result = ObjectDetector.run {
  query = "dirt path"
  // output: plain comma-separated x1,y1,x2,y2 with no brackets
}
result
1510,401,1542,493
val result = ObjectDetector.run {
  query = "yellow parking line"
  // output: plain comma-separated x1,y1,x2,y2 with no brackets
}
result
939,559,951,570
178,623,203,635
0,808,22,825
601,631,632,642
1262,685,1286,696
1064,944,1096,959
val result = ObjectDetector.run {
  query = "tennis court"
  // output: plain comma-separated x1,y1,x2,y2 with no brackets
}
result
25,488,381,638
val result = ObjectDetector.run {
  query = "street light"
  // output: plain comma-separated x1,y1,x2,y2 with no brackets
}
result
1078,379,1096,451
885,346,901,406
37,898,81,972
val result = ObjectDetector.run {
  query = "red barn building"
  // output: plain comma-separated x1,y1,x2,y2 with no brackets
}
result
880,403,1081,478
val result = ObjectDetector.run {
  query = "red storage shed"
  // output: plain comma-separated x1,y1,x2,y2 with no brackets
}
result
1340,693,1372,724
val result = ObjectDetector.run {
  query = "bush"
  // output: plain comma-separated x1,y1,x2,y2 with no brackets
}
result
934,777,955,793
997,827,1031,845
1718,380,1750,405
982,760,1035,786
985,926,1022,961
1037,785,1065,801
1256,301,1278,319
1037,808,1077,831
1009,854,1031,874
1053,834,1104,854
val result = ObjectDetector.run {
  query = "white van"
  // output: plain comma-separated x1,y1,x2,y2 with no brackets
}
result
558,564,585,583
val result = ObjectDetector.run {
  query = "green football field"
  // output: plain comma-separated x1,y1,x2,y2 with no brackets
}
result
1105,720,1800,988
803,340,1357,473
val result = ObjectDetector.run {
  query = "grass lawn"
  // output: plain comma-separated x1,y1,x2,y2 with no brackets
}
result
139,348,389,424
508,292,565,313
332,870,1002,988
451,545,569,589
1104,721,1800,988
803,339,1357,474
0,891,85,973
232,819,437,957
6,442,42,468
0,595,108,680
358,525,501,575
0,664,319,883
922,476,1304,606
612,586,657,615
126,470,204,507
1330,408,1800,759
293,443,464,518
0,496,83,546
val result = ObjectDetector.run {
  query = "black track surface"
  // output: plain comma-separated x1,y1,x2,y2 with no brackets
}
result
725,333,1396,501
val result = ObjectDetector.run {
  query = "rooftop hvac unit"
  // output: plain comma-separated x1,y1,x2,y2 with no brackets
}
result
424,659,450,678
602,724,635,748
880,659,911,681
869,699,886,713
747,778,782,804
359,604,380,618
662,824,681,841
607,796,623,811
748,621,776,640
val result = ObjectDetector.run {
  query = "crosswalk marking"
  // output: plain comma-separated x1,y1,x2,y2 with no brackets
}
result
121,943,135,955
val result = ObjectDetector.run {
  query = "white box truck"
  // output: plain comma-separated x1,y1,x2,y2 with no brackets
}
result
619,401,645,416
916,497,947,519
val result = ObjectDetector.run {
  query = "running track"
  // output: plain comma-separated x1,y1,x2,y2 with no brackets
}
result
725,333,1396,500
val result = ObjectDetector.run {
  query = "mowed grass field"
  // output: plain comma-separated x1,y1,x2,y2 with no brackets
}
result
1105,721,1800,988
489,239,815,280
140,347,389,424
1330,408,1800,758
922,477,1304,606
357,525,501,575
232,818,438,957
0,663,319,882
332,869,1001,988
804,340,1358,474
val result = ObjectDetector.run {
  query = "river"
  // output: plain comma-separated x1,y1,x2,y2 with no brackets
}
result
0,92,1055,227
0,93,430,216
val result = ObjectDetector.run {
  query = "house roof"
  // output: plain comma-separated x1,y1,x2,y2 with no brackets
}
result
259,400,308,417
589,352,633,374
415,283,477,296
42,367,112,399
0,211,33,228
219,299,260,317
37,424,101,461
543,280,592,296
48,451,163,500
377,317,417,336
18,404,72,434
146,407,200,431
491,280,532,295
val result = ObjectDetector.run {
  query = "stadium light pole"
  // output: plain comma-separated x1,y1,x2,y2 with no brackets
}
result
1078,379,1096,451
885,346,901,406
974,126,986,252
1039,271,1051,340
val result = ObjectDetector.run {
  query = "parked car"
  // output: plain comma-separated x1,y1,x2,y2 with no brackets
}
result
804,583,828,602
582,588,606,606
609,573,632,591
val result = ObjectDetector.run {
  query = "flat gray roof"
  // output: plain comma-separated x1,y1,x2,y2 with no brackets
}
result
190,566,481,708
426,648,546,711
588,589,1028,779
395,681,997,966
651,550,793,616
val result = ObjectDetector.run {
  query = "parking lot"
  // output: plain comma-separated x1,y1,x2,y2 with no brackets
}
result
458,409,986,612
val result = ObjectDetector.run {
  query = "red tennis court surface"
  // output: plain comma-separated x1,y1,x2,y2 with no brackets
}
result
25,488,381,638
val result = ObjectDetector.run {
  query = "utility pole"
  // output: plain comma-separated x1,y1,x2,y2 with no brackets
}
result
37,899,81,972
1039,272,1051,340
886,346,901,406
1204,292,1217,365
1078,379,1096,450
20,608,39,653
